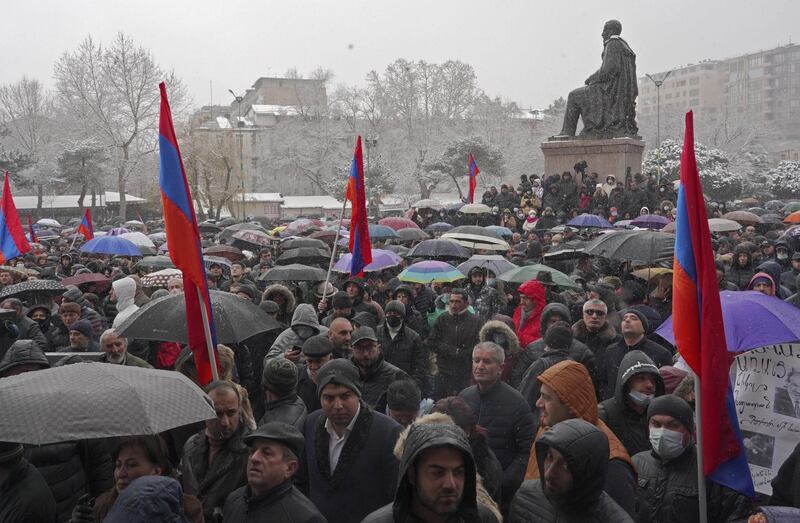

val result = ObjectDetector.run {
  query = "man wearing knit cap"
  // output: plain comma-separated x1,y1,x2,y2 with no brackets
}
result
633,395,752,522
297,358,401,523
376,300,428,392
296,335,333,413
59,319,100,352
524,360,637,517
322,291,353,326
601,308,672,401
349,326,409,409
259,358,307,432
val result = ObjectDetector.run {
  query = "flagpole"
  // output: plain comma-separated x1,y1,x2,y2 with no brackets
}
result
196,284,220,382
694,375,708,523
321,198,348,303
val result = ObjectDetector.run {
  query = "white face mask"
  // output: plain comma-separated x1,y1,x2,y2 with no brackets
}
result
649,427,686,460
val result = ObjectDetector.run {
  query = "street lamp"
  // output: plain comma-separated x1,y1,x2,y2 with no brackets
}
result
228,89,246,221
645,71,672,183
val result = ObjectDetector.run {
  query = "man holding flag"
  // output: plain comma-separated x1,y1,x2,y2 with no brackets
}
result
468,153,479,204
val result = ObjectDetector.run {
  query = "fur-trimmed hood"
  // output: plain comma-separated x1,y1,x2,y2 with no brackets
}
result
262,284,296,314
479,320,521,356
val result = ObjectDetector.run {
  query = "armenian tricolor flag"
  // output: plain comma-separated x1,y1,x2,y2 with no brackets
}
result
345,136,372,277
0,173,30,263
77,208,94,240
468,154,479,203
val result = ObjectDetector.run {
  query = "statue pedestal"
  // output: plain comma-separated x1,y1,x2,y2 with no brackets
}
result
541,137,645,179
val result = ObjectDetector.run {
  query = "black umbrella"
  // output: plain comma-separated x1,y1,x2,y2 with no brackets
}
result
407,239,472,260
397,228,430,241
116,291,281,344
584,230,675,263
0,280,66,301
447,225,502,239
258,264,327,282
219,222,267,242
133,255,175,272
383,244,410,256
281,238,330,252
275,247,331,267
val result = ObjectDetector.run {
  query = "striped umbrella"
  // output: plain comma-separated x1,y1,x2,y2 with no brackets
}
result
398,261,465,284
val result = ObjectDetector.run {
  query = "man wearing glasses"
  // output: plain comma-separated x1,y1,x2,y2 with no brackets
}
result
572,299,621,397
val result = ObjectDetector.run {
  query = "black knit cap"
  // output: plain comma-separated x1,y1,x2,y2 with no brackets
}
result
647,395,694,433
544,322,573,351
621,307,649,333
316,359,362,398
301,335,334,357
331,291,352,309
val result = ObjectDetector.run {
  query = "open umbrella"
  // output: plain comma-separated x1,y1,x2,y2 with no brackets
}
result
457,255,518,277
133,256,176,272
631,267,673,282
485,225,514,238
197,222,223,234
219,222,268,242
231,229,274,249
723,210,763,225
0,280,65,301
368,224,401,240
397,228,430,241
460,203,492,215
412,198,443,210
398,261,464,284
334,249,403,273
497,264,580,289
383,244,410,256
782,202,800,213
584,230,675,263
656,290,800,353
107,227,130,236
36,218,61,228
425,222,454,234
630,214,671,230
140,268,183,288
204,245,245,262
442,226,510,252
280,218,325,237
708,218,742,233
784,211,800,224
567,214,613,229
62,273,111,288
281,237,330,251
203,256,231,276
764,200,785,212
308,230,339,245
117,290,281,344
258,264,327,282
80,236,141,257
542,242,589,261
378,217,420,231
407,239,472,260
276,247,331,267
0,363,215,445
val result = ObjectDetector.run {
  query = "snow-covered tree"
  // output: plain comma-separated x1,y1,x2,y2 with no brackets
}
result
760,161,800,199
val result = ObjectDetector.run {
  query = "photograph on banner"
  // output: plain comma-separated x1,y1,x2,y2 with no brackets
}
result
734,344,800,495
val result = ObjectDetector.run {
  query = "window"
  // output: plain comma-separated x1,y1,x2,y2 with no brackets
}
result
690,76,700,85
690,88,700,96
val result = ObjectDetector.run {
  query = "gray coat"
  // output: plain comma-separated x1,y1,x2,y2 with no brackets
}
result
223,480,326,523
258,395,308,432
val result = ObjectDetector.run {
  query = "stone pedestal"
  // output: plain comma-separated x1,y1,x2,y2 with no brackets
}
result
541,137,645,179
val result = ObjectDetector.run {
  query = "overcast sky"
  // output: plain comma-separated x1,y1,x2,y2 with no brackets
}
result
3,0,798,110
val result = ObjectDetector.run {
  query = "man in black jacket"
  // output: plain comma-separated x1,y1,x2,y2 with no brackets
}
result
598,350,665,457
376,300,428,392
509,419,632,522
350,326,408,409
362,423,498,523
223,422,325,523
633,396,753,522
0,298,48,352
459,341,535,511
0,442,56,523
258,357,307,431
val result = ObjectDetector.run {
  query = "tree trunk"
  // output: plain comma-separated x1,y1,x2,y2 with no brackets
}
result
449,174,465,200
36,185,43,210
417,179,432,200
118,146,129,221
90,187,97,213
78,183,87,210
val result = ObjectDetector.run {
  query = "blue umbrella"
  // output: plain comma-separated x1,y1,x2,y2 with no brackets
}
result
567,213,613,229
655,290,800,353
368,224,400,240
485,225,514,238
80,236,141,256
425,222,454,234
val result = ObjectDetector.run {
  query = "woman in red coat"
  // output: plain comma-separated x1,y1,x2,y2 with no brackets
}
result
512,279,546,347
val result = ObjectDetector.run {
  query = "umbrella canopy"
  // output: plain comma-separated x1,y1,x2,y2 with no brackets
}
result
204,244,245,262
542,242,589,261
442,227,510,252
378,217,420,231
397,228,430,241
382,244,410,256
412,198,443,210
219,222,268,242
746,207,766,216
231,229,274,249
148,232,167,243
398,261,465,284
203,256,232,276
722,210,763,225
368,224,401,240
485,225,514,238
80,236,141,257
656,290,800,353
457,255,518,277
124,219,145,228
631,267,673,281
584,230,675,263
135,256,175,271
140,268,183,288
0,280,65,301
308,230,339,245
280,218,325,237
117,290,282,344
334,249,403,273
281,237,330,252
567,213,613,229
630,214,671,230
613,219,633,228
460,203,492,215
784,211,800,224
708,218,742,233
425,222,454,234
764,200,784,212
36,218,61,228
497,264,580,289
407,239,472,260
258,263,327,282
62,273,111,288
107,227,130,236
275,247,330,267
118,232,155,248
782,202,800,213
0,363,215,445
448,225,501,239
197,222,223,234
760,213,784,224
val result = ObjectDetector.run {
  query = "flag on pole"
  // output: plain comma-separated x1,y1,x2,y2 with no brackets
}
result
26,214,38,244
77,208,94,240
158,82,219,386
345,136,372,277
468,154,479,203
0,173,31,264
672,111,754,496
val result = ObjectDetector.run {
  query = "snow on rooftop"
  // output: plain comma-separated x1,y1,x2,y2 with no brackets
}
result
282,195,350,209
250,104,300,116
14,191,145,210
240,193,284,203
216,116,232,129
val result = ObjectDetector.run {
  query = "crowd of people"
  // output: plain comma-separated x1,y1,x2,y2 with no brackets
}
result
2,167,800,523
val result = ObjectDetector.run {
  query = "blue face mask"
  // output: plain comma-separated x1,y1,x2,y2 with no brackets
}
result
628,390,654,409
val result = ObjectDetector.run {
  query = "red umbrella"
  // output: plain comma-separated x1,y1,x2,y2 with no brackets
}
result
378,217,420,231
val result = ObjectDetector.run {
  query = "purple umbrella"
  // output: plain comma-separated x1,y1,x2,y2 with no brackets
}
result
655,290,800,353
567,213,613,229
630,214,670,230
108,227,131,236
333,249,403,273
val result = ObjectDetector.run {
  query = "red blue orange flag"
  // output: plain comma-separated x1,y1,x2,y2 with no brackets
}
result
77,208,94,240
26,214,37,244
468,154,479,203
158,82,218,385
0,173,30,264
345,136,372,277
672,111,754,496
